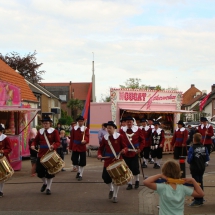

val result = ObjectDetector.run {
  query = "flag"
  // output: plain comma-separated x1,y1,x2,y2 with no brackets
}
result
200,92,211,111
81,83,92,124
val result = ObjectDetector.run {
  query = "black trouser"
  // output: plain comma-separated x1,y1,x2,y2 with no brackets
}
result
102,167,112,184
71,151,86,166
151,147,163,159
123,155,140,175
173,146,187,159
191,173,204,203
205,144,212,156
57,148,64,160
36,158,55,179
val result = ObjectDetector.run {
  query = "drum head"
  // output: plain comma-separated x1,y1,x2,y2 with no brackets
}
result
107,159,123,170
41,151,54,162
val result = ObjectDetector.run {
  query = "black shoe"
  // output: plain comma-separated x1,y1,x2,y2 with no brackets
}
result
76,172,80,178
154,164,160,169
78,176,82,181
126,184,133,190
135,181,139,189
142,163,147,168
61,168,66,171
109,191,114,199
41,184,47,192
153,163,157,169
0,192,3,197
46,189,51,195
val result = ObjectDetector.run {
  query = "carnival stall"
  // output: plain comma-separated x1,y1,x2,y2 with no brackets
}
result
0,80,39,170
89,88,193,153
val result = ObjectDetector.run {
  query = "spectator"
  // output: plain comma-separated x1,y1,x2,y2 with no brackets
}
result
29,128,38,177
69,122,76,132
144,160,204,214
55,123,64,134
57,130,67,171
98,123,107,145
187,133,209,207
186,125,196,146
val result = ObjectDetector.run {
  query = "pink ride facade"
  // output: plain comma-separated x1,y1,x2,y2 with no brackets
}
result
89,88,188,153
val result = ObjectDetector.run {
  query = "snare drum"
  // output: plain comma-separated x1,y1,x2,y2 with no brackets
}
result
0,156,14,182
40,150,65,175
106,159,133,186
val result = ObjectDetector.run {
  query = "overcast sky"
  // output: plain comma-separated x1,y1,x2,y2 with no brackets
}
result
1,0,215,101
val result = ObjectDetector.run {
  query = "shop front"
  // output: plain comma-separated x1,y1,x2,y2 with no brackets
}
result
0,80,39,170
89,88,192,153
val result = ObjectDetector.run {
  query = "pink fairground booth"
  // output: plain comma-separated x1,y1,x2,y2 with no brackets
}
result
0,80,39,170
89,88,193,153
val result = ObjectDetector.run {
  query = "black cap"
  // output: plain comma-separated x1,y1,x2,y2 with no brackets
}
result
120,117,126,123
126,116,134,121
140,118,147,123
177,120,185,127
0,124,5,131
104,121,117,129
41,114,53,122
153,121,160,125
200,117,208,122
76,116,85,121
148,118,154,122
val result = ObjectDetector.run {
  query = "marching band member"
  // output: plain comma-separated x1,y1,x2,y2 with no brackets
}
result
120,116,145,190
70,116,89,181
0,124,12,198
120,118,126,129
196,117,214,166
98,121,127,203
171,120,188,159
31,115,60,195
147,118,155,164
139,118,152,168
150,121,165,169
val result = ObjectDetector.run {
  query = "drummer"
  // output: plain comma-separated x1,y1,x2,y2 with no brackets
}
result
0,124,12,198
31,115,60,195
98,121,127,203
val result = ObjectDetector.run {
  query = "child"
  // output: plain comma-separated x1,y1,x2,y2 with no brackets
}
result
29,128,38,177
143,160,204,215
187,133,209,207
57,130,67,171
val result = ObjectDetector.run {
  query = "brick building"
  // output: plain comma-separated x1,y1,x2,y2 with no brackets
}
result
40,82,92,117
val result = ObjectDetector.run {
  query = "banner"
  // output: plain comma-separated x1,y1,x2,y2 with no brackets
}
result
200,92,211,111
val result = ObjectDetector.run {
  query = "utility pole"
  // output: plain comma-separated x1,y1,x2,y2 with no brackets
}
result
92,52,96,102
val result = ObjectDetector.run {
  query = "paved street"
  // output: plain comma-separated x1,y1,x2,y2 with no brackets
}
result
0,150,215,215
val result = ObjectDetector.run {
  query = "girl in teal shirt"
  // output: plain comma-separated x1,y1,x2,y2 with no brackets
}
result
143,160,204,215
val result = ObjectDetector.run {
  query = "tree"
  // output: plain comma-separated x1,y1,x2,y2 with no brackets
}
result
119,78,178,91
0,51,45,83
67,98,84,120
58,109,73,125
119,78,146,89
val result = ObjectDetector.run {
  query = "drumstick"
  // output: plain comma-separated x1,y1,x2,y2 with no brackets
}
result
100,156,110,159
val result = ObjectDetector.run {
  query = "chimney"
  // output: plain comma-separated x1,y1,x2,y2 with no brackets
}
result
191,84,195,88
212,84,215,92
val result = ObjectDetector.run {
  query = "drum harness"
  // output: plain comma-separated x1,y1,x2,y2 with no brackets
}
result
107,138,121,160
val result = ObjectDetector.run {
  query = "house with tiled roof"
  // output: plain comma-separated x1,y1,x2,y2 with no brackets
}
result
40,82,92,117
0,59,37,103
26,80,62,124
202,84,215,119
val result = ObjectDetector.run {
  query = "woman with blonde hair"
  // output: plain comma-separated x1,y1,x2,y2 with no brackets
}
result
29,128,38,176
143,160,204,214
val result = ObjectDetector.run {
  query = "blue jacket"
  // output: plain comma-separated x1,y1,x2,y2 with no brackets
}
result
187,143,209,175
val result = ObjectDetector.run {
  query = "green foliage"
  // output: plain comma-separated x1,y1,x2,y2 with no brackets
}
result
58,109,73,126
67,99,84,119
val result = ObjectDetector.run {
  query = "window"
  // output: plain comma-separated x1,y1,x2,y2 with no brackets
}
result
59,95,66,101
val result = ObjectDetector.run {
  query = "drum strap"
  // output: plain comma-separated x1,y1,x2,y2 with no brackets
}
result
125,133,137,152
107,138,118,159
44,131,51,150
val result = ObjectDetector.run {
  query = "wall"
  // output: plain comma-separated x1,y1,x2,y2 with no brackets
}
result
204,102,212,117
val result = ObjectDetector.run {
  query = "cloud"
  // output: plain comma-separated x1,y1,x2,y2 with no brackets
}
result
0,0,215,100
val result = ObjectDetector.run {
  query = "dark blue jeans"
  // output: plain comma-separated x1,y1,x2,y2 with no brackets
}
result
191,173,204,203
